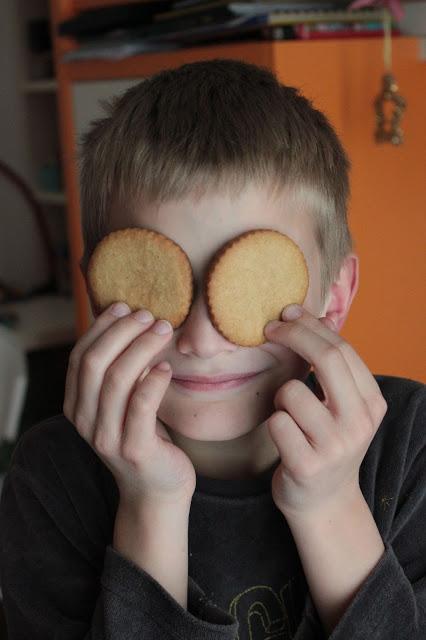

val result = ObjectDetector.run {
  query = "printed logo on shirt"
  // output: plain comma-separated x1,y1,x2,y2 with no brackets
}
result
228,577,299,639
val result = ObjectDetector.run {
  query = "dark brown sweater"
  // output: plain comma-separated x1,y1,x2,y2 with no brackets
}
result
0,372,424,639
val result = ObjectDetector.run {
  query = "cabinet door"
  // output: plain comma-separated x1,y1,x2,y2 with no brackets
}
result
73,79,144,146
274,37,426,382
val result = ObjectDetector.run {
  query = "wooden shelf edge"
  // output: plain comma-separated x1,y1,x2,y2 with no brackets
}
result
21,78,58,93
51,35,423,82
34,189,67,206
0,294,76,352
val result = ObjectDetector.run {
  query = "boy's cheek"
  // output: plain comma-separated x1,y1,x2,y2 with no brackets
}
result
259,343,311,382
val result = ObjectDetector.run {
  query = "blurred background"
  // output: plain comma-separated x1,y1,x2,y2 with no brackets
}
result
0,1,425,632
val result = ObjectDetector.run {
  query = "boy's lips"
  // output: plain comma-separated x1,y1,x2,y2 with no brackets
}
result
172,372,261,383
171,372,261,392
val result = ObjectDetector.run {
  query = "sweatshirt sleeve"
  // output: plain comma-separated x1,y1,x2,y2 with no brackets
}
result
0,450,238,639
309,382,426,640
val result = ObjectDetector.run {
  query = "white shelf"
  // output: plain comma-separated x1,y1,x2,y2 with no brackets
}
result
34,189,67,205
21,78,58,93
0,294,76,352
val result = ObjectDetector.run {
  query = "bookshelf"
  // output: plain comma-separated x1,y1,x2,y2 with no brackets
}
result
17,1,70,284
0,0,76,353
48,1,426,382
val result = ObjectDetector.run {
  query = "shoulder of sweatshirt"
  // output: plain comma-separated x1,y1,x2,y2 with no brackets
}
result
359,374,425,534
6,413,118,526
8,412,105,480
3,413,118,561
370,373,425,453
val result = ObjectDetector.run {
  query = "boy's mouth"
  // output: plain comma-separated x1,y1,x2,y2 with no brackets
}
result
171,371,261,392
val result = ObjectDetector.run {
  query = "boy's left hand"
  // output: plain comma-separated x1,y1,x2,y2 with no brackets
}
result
263,305,388,521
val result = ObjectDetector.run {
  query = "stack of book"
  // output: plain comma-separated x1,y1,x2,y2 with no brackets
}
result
294,20,400,39
58,1,399,61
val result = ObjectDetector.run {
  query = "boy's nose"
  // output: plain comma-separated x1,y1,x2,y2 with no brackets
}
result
174,295,238,358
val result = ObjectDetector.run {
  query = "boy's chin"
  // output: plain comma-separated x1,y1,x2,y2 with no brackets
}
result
157,361,312,441
158,394,272,442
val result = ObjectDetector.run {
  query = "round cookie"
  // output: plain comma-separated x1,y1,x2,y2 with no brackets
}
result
87,227,194,329
205,229,309,346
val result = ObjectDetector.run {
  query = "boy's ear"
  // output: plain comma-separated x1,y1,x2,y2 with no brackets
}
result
321,253,359,333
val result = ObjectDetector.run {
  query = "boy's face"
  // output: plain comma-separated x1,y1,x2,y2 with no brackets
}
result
107,181,328,474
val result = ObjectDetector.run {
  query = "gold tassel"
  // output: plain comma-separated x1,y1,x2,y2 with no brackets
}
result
374,9,406,145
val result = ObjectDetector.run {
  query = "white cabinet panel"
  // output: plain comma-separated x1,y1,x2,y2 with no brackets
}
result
72,78,145,162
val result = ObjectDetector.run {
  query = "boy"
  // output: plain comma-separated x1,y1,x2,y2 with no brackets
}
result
0,59,424,640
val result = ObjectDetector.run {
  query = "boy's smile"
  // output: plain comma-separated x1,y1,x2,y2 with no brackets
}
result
171,370,263,391
107,181,332,480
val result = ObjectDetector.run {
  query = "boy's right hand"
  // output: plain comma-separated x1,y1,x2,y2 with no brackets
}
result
63,302,196,507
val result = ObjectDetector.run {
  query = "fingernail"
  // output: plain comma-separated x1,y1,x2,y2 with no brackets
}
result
110,302,130,317
265,320,282,333
156,361,171,372
139,366,151,381
282,304,303,321
324,316,337,331
134,309,154,323
152,319,173,335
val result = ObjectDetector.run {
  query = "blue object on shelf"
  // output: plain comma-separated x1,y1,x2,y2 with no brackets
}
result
38,163,63,191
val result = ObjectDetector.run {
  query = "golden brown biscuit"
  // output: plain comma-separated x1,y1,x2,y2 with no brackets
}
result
205,229,309,346
87,228,194,329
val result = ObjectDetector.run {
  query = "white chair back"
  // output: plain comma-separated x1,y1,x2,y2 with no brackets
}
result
0,325,28,442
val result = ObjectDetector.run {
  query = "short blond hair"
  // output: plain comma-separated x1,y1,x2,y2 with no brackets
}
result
78,58,354,304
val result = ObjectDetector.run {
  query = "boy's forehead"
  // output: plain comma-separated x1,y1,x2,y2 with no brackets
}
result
109,184,318,273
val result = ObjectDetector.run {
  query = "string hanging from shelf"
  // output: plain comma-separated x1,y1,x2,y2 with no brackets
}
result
374,8,406,145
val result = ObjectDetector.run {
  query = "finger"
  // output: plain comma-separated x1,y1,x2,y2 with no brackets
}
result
64,302,133,425
320,318,386,423
268,410,316,472
307,312,385,419
121,362,172,461
93,319,173,450
316,316,386,424
274,379,332,450
268,310,385,426
73,308,157,441
265,314,363,420
277,307,372,403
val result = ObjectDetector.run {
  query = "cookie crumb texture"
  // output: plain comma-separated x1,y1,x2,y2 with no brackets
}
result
87,228,193,329
206,229,309,346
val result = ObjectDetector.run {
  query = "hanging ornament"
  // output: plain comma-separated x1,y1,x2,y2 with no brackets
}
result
348,2,407,144
374,8,407,145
